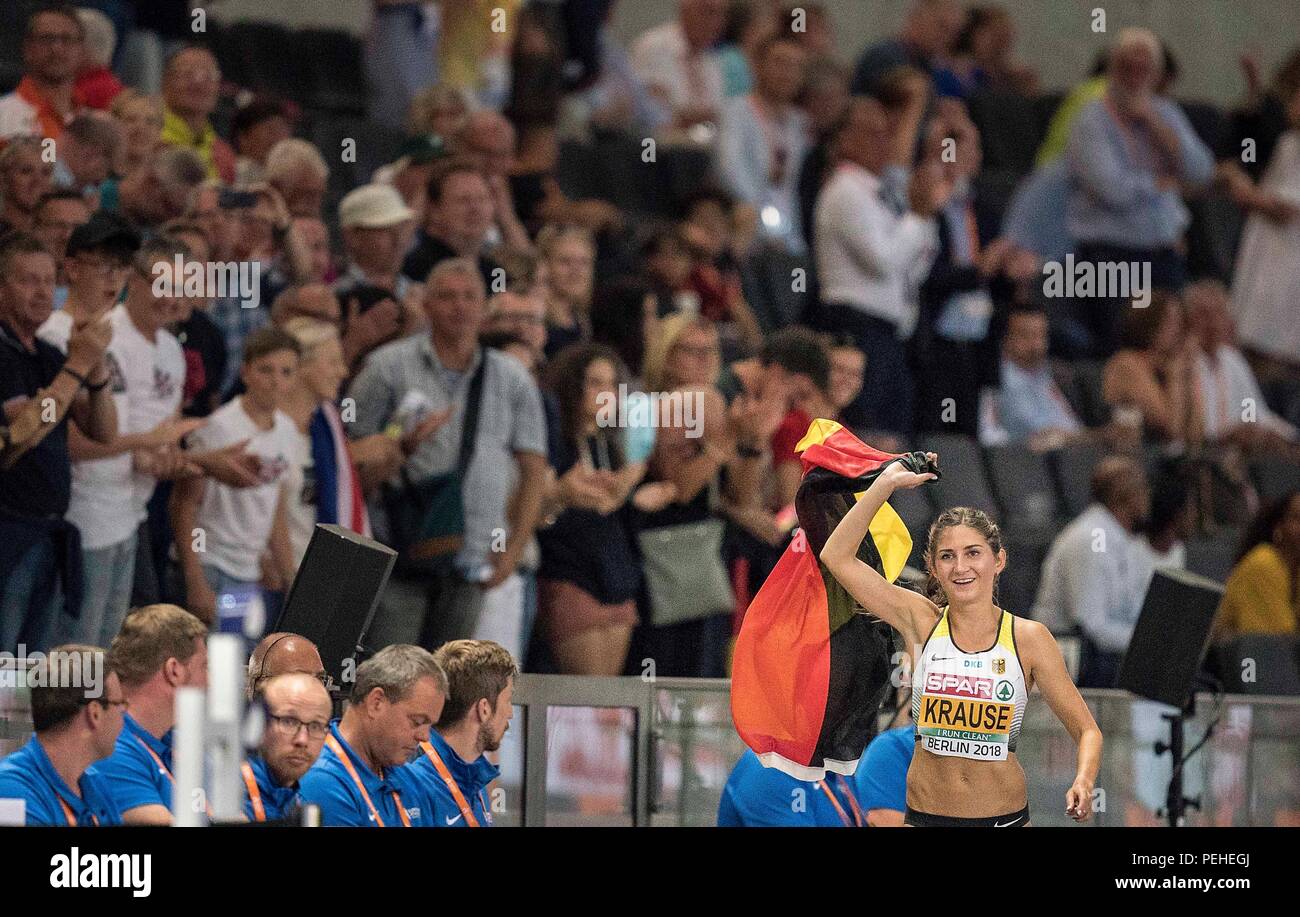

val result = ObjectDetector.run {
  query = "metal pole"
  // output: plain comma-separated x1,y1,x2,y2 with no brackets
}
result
172,687,206,827
207,634,244,821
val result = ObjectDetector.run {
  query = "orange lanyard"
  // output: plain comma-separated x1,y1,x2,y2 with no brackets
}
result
241,762,266,823
134,734,172,781
420,740,481,827
56,793,96,827
817,776,865,827
135,735,213,818
326,734,411,828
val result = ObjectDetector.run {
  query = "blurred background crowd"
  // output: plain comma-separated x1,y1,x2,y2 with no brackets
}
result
1,0,1299,695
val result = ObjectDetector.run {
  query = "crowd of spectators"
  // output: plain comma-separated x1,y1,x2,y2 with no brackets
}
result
1,0,1299,701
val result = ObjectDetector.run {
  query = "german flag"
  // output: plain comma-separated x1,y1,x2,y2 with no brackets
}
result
730,420,939,780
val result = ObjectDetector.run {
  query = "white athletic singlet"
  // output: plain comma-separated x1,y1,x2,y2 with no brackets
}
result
911,607,1028,762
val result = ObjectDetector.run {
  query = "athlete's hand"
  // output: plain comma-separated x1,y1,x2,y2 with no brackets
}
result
1065,779,1094,822
883,452,939,491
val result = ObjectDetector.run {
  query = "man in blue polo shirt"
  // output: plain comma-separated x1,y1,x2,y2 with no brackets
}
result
241,671,332,822
852,724,915,826
717,749,866,827
0,644,125,825
84,603,208,825
403,639,515,828
299,644,445,827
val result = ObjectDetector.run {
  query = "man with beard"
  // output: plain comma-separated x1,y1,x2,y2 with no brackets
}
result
404,639,516,828
242,672,333,822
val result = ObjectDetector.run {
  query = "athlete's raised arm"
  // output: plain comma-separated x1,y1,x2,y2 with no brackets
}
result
1018,618,1103,821
819,454,941,645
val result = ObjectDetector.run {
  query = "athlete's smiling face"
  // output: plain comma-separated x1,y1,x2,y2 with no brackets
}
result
930,524,1006,607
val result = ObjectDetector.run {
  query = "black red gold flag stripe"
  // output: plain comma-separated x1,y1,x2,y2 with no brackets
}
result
731,419,940,780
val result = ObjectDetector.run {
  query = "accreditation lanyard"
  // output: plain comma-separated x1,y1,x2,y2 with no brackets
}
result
241,762,266,822
817,776,865,827
420,740,482,828
56,793,96,827
135,734,214,818
325,734,411,828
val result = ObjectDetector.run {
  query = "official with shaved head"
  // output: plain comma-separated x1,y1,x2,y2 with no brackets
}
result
242,672,333,822
246,631,327,699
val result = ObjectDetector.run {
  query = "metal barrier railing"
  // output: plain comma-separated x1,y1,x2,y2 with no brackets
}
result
5,672,1297,826
509,675,1300,827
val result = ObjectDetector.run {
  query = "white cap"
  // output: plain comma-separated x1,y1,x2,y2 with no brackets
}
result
338,183,415,229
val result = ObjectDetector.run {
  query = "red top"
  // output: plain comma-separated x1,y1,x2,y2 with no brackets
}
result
74,67,125,111
771,409,813,466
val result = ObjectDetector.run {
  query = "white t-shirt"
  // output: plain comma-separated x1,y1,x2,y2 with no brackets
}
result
190,397,298,582
1231,131,1300,363
0,91,42,141
814,162,938,338
117,314,186,520
629,21,724,123
36,306,185,550
285,426,314,568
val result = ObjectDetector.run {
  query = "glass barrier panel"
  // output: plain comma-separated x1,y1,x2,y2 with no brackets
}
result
544,706,637,827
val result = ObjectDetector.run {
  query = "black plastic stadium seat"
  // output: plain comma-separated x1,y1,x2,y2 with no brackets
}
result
298,29,368,116
984,445,1066,540
997,538,1047,617
741,247,811,331
660,144,716,215
1178,99,1229,156
306,114,407,222
918,434,998,516
592,131,665,215
223,22,296,97
1184,530,1241,584
1219,635,1300,695
0,1,40,93
1032,91,1066,139
1052,359,1109,428
965,90,1043,177
1185,189,1244,283
971,168,1020,235
1048,441,1104,517
554,139,604,202
203,20,243,87
1251,457,1300,503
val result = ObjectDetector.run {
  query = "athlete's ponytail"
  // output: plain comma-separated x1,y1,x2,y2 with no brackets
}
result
924,507,1005,606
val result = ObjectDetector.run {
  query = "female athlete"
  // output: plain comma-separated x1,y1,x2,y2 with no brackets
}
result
819,453,1102,826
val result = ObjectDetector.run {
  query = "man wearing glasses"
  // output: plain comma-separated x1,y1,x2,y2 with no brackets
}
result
0,644,126,825
242,672,332,822
160,46,235,185
38,224,210,648
0,5,87,142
